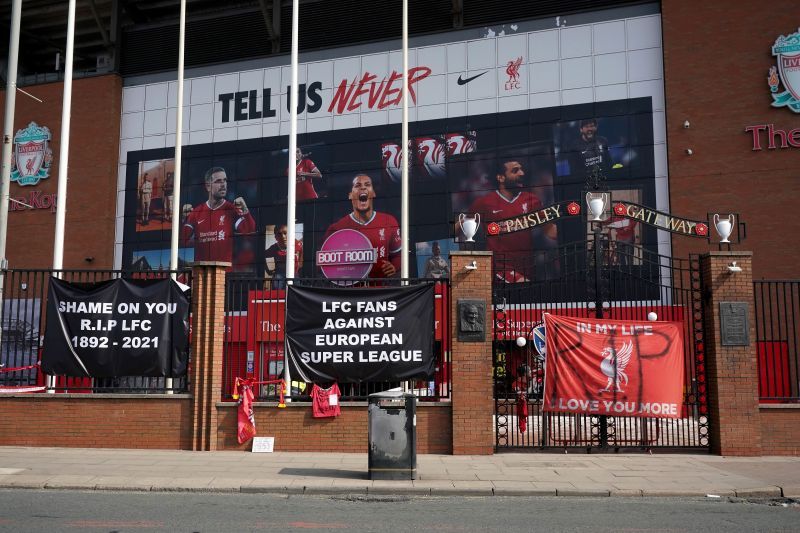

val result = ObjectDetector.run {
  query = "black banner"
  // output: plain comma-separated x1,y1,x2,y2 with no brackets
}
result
286,283,435,383
41,278,190,378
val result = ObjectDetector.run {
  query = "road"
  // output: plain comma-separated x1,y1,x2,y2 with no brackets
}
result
0,490,798,532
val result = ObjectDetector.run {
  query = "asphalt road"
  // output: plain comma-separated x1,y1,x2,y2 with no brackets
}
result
1,490,799,532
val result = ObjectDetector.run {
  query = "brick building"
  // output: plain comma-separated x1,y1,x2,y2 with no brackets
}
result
0,1,798,455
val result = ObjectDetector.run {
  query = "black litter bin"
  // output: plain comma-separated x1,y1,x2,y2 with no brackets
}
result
367,390,416,480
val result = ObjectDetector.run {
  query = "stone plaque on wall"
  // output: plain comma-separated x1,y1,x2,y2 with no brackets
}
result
720,302,749,346
457,299,485,342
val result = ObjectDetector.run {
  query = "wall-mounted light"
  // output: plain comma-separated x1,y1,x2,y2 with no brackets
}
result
727,261,742,273
683,120,690,129
464,260,478,271
84,257,94,263
685,148,693,155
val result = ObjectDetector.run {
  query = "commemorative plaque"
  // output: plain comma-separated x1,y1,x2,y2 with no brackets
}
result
719,302,750,346
457,299,486,342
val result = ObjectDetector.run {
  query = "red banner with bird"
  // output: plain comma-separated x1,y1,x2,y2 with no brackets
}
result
542,314,684,419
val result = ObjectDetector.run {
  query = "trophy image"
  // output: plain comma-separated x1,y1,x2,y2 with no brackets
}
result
586,191,609,222
713,213,735,243
459,213,480,242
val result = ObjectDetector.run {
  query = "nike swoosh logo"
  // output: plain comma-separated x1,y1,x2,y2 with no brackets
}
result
457,71,488,85
492,209,503,214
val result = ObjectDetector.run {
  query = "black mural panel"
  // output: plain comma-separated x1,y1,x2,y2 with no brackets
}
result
123,98,657,284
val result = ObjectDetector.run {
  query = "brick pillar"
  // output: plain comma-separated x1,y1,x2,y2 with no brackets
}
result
700,251,761,456
189,262,229,451
449,251,494,455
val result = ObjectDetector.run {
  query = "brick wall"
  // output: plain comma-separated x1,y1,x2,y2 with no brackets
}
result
0,75,122,269
662,1,800,279
215,403,452,453
449,252,494,455
189,262,230,451
0,395,192,449
760,408,800,456
700,251,761,456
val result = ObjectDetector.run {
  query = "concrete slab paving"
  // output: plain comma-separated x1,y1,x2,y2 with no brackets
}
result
432,481,494,496
609,489,644,497
734,486,783,498
415,480,454,491
2,447,800,499
781,486,800,498
369,480,423,495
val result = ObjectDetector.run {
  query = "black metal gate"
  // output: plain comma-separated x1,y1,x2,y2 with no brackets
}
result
492,230,709,451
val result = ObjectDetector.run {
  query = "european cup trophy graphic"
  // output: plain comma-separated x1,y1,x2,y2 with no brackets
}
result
586,192,609,222
459,213,480,242
713,213,735,243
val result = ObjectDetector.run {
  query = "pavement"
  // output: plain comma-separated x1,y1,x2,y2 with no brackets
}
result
2,447,800,498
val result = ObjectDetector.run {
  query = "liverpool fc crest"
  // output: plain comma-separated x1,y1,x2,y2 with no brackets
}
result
770,28,800,113
11,122,53,186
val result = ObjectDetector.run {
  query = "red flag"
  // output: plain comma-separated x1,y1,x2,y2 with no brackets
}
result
542,314,684,419
517,392,528,433
237,378,257,444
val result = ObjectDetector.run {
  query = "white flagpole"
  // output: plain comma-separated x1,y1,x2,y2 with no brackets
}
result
48,0,77,392
400,0,409,280
284,0,300,401
400,0,411,394
169,0,186,278
166,0,187,394
0,0,22,389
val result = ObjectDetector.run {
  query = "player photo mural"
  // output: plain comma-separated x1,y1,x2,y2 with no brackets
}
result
417,239,452,279
135,159,175,232
317,174,401,284
452,148,559,283
382,131,477,185
569,118,615,184
598,189,643,266
123,97,660,296
264,223,304,289
181,166,257,271
291,147,324,201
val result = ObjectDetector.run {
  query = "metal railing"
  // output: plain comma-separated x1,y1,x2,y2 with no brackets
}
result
754,280,800,402
223,276,451,402
0,268,191,394
493,238,710,451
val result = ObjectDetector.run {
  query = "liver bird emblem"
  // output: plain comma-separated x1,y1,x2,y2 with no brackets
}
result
599,340,633,393
506,57,523,83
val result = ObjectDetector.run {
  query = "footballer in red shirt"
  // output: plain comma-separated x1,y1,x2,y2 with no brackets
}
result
181,167,256,267
463,159,552,282
323,174,401,278
289,148,323,201
265,223,304,287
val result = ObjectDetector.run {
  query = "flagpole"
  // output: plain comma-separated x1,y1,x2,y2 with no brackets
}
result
400,0,411,394
0,0,22,390
48,0,77,392
284,0,300,402
400,0,409,280
166,0,187,394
